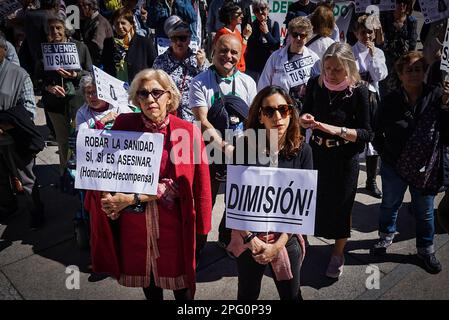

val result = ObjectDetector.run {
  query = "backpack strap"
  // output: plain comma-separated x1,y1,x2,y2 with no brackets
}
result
305,34,321,47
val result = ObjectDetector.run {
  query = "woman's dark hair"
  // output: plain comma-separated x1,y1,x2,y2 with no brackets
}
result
245,86,303,159
111,7,135,27
395,51,428,75
219,1,242,25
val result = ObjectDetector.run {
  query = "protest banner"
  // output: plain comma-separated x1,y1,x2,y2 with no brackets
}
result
75,129,164,194
41,42,81,71
266,1,353,43
92,65,129,109
0,0,21,17
440,18,449,72
225,165,317,235
354,0,395,13
420,0,449,24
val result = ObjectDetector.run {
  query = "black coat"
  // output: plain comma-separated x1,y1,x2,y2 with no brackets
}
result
103,34,157,83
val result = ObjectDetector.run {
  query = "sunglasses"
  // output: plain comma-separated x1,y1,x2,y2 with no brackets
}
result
136,89,167,100
234,11,243,16
170,35,189,43
290,31,308,39
254,7,268,13
261,104,292,118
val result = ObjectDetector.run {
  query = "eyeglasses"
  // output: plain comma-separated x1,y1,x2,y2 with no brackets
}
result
170,35,189,43
254,7,268,14
84,91,97,98
403,66,424,74
360,28,374,35
136,89,168,100
290,31,308,39
260,104,292,118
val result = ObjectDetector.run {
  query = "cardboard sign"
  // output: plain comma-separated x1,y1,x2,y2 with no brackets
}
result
225,165,317,235
354,0,395,13
92,65,129,109
156,37,199,56
41,42,81,71
75,129,164,194
420,0,449,24
283,55,315,87
440,19,449,72
0,0,21,17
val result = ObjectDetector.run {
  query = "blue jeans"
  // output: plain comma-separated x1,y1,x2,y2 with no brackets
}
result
379,162,435,254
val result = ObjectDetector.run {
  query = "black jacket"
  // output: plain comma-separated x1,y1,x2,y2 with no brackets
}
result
373,84,449,167
103,34,157,83
246,18,280,73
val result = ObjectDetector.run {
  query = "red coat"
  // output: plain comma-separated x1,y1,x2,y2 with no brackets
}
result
85,114,212,296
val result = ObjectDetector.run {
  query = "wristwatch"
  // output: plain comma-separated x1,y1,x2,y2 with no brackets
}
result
243,232,256,244
134,193,141,206
340,126,348,138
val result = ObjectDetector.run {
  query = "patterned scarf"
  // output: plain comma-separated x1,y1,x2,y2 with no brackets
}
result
113,29,134,69
141,114,170,133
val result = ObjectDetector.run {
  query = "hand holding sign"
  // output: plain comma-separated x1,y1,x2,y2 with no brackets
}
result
56,68,78,79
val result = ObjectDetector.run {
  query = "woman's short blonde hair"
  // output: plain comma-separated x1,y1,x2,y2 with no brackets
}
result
288,16,313,37
319,42,361,86
128,68,181,113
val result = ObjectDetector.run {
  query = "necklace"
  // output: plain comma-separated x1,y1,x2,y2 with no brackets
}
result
327,89,344,106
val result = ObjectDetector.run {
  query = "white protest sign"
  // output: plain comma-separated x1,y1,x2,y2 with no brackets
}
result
75,129,164,194
156,37,199,56
225,165,317,235
284,55,315,87
92,65,129,109
334,1,354,42
354,0,395,13
0,0,21,17
41,42,81,71
440,19,449,72
420,0,449,24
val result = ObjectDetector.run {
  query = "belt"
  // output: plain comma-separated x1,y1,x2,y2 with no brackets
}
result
311,135,350,148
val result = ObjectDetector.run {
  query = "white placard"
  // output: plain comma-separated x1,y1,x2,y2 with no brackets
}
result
420,0,449,24
41,42,81,71
440,19,449,72
283,55,315,87
225,165,317,235
354,0,395,13
0,0,21,17
156,37,199,56
92,65,129,109
75,129,164,194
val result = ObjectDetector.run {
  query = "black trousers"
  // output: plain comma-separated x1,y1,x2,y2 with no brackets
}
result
0,142,43,220
236,236,302,300
142,272,192,300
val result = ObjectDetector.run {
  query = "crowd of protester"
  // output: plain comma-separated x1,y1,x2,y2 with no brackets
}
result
1,0,449,300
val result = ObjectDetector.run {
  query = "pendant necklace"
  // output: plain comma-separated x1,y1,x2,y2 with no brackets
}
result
328,89,344,106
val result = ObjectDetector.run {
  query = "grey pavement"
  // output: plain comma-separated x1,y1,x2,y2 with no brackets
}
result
1,101,449,301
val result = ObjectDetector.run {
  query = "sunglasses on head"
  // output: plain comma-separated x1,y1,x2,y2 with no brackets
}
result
290,31,308,39
260,104,292,118
170,35,189,42
136,89,167,100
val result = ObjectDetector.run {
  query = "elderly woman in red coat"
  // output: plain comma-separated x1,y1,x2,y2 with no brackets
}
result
84,68,212,300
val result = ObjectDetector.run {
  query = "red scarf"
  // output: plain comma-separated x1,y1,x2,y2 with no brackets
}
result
141,114,170,133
